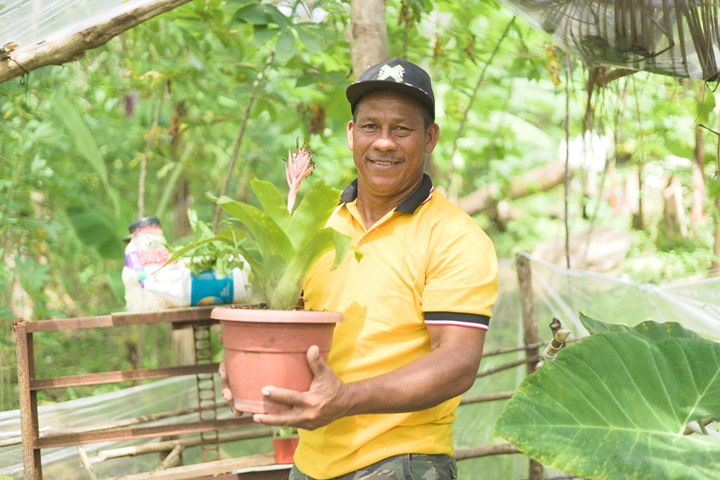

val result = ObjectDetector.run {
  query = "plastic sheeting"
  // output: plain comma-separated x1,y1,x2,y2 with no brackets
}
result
501,0,720,81
0,376,216,478
1,254,719,479
0,0,159,55
511,253,720,341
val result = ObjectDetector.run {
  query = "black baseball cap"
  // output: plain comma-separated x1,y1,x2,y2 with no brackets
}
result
346,58,435,120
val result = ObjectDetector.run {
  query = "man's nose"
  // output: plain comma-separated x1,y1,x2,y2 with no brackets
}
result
373,128,396,149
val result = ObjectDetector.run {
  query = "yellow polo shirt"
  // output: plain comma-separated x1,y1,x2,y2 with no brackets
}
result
297,174,498,478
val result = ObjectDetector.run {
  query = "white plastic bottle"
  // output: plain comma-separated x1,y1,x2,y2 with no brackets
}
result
121,216,174,312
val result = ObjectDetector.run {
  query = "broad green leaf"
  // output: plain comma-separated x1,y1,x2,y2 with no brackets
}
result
295,24,322,54
580,313,705,340
495,326,720,480
66,207,124,259
271,227,349,310
274,28,297,66
287,180,341,251
329,229,353,270
215,195,294,260
215,196,294,288
250,178,291,231
252,24,280,46
231,3,272,25
52,97,120,217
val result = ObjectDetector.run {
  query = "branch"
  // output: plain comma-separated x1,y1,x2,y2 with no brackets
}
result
457,160,576,215
0,0,192,84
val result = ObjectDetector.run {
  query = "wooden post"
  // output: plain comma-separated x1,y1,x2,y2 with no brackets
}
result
13,319,42,479
516,254,544,480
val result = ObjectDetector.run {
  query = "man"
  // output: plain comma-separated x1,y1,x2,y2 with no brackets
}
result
222,58,498,479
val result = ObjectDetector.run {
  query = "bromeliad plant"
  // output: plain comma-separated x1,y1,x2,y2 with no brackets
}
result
169,146,354,310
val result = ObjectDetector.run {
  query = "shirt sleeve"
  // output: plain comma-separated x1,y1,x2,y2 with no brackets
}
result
422,219,499,329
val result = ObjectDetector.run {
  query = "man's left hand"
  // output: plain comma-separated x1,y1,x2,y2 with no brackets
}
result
251,345,351,430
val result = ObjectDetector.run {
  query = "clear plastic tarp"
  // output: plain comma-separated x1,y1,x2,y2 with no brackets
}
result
500,0,720,81
0,0,159,55
1,254,719,479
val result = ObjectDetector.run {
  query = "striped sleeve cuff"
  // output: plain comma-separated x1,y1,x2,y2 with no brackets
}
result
424,312,490,330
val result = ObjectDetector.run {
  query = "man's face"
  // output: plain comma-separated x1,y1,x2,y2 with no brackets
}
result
347,91,439,203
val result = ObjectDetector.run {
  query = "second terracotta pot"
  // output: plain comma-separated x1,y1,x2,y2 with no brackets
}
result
212,307,342,414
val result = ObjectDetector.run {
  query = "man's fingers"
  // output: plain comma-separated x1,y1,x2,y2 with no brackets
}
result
306,345,325,376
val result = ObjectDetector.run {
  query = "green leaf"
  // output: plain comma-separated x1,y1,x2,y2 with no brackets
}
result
167,232,239,265
232,3,271,25
287,180,341,251
295,24,322,54
271,227,350,310
66,207,124,259
215,195,294,273
495,323,720,480
52,96,120,217
274,28,297,66
231,3,289,28
250,178,291,231
252,24,280,46
580,313,705,340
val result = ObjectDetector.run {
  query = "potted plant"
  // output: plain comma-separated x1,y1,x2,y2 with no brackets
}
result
271,426,299,464
169,145,356,414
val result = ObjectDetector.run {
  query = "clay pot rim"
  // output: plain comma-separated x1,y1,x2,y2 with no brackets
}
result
211,306,343,324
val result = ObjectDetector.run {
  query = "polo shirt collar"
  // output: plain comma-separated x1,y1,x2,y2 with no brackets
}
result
339,174,433,214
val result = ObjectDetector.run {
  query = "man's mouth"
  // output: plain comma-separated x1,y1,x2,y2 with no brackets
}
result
369,159,397,166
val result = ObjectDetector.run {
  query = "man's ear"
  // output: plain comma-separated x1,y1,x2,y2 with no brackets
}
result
425,123,440,154
347,121,354,151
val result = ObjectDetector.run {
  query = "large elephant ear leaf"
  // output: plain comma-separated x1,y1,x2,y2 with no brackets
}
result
494,327,720,480
580,312,705,340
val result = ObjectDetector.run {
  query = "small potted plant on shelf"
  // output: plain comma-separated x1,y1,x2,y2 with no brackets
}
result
169,144,357,414
272,426,299,464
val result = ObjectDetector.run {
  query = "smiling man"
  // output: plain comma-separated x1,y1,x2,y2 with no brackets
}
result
224,58,499,480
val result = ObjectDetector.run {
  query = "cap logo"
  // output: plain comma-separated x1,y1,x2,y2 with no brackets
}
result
377,64,405,82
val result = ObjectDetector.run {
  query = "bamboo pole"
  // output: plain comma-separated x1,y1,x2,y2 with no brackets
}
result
94,428,274,462
455,443,520,460
516,253,544,480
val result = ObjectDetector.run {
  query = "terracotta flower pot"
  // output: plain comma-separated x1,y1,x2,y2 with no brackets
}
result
212,307,342,414
272,436,299,464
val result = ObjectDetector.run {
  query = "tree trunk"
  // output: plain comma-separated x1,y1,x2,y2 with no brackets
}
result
349,0,388,78
0,0,192,84
661,175,688,241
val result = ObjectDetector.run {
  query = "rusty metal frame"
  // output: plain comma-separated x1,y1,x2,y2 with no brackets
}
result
13,306,254,479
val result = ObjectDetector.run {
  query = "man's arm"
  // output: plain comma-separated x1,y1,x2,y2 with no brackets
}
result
248,324,486,430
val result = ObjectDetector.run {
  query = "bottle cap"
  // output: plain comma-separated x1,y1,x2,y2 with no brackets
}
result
128,216,162,233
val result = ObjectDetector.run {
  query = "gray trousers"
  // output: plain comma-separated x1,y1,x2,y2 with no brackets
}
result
289,453,457,480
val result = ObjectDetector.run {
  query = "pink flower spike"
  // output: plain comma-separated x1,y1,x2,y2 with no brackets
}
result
286,147,316,213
